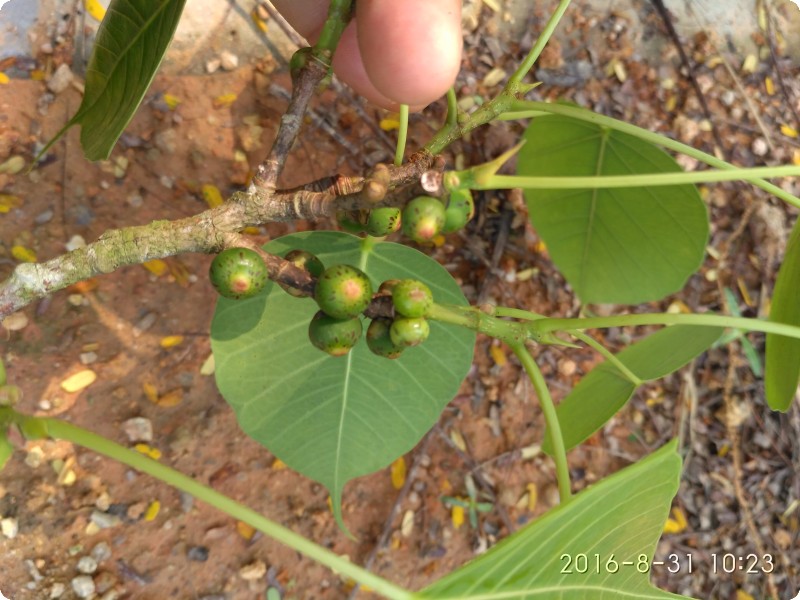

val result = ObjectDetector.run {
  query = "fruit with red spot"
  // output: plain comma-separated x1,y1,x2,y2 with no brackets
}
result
390,317,430,348
308,311,363,357
209,247,268,299
401,196,445,243
392,279,433,318
366,318,405,359
314,264,374,319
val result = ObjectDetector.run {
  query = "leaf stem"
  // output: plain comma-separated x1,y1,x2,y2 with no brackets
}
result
475,166,800,190
31,416,413,600
505,101,800,209
445,88,458,127
312,0,353,63
566,330,643,386
428,303,527,346
510,344,572,503
395,104,409,167
508,0,573,85
530,312,800,341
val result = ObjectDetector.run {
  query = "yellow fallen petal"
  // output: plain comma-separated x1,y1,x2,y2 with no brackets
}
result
780,124,798,139
29,70,46,81
765,76,775,96
144,500,160,522
489,344,507,367
61,370,97,393
272,458,287,470
142,382,159,404
134,444,162,460
663,507,688,534
237,521,256,540
0,194,22,213
11,245,36,263
163,93,181,110
202,184,223,208
736,590,755,600
0,73,8,85
143,259,169,277
526,483,538,512
379,115,400,131
250,8,268,33
85,0,107,21
451,504,465,529
200,354,215,376
213,93,238,108
449,428,467,452
242,226,261,235
390,456,406,490
155,388,183,408
160,335,184,349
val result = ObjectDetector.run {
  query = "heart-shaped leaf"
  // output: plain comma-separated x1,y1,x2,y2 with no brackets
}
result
419,440,690,599
43,0,187,160
517,114,709,305
211,232,475,529
544,325,723,454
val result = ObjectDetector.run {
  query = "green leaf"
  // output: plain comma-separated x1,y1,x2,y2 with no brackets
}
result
544,325,723,454
766,220,800,411
210,232,475,530
0,436,11,472
517,114,708,304
42,0,187,160
419,441,691,599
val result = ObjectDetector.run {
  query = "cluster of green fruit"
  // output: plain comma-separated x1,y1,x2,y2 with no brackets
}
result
208,247,435,358
338,189,475,243
310,268,434,359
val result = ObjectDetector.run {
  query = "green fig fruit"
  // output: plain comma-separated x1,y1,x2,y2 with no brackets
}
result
401,196,446,243
390,317,430,348
366,207,402,237
366,318,405,359
279,249,325,298
314,264,374,319
209,247,268,300
308,311,363,357
442,188,476,233
392,279,433,318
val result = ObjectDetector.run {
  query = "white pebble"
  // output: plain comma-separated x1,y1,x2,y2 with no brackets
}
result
65,235,86,251
1,517,19,539
121,417,153,443
220,51,239,71
71,575,95,598
77,556,98,574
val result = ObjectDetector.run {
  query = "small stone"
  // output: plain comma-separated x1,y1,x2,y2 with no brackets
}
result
47,64,74,94
127,193,143,208
2,312,28,331
25,446,45,468
220,51,239,71
121,417,153,443
40,42,54,54
154,129,178,155
93,570,117,593
126,501,147,520
90,510,122,529
187,545,209,562
238,559,267,581
68,294,85,307
65,234,86,251
99,590,121,600
752,137,769,157
35,209,54,224
91,541,112,563
79,352,98,365
38,399,52,411
1,517,19,538
159,174,174,189
77,556,98,574
49,582,66,598
71,575,96,598
205,58,221,74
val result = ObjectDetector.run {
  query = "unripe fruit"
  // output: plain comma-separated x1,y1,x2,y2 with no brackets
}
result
390,317,430,348
209,247,268,300
366,318,404,359
366,207,402,237
442,188,475,233
308,311,363,357
314,264,374,319
279,249,325,298
392,279,433,318
401,196,446,243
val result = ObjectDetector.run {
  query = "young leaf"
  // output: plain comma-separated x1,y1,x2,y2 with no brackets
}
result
210,232,474,530
419,441,690,599
42,0,187,161
517,114,708,305
0,435,11,472
544,325,723,454
766,220,800,411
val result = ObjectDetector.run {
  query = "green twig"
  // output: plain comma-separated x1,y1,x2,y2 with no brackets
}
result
395,104,409,166
510,344,572,503
566,330,643,386
473,166,800,190
504,101,800,209
34,417,412,600
312,0,353,64
509,0,573,85
445,88,458,127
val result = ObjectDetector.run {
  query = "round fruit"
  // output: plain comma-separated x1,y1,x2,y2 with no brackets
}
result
366,318,404,359
366,207,402,237
392,279,433,318
390,317,430,348
314,264,374,319
442,188,475,233
209,247,268,300
308,311,363,357
279,249,325,298
401,196,446,243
